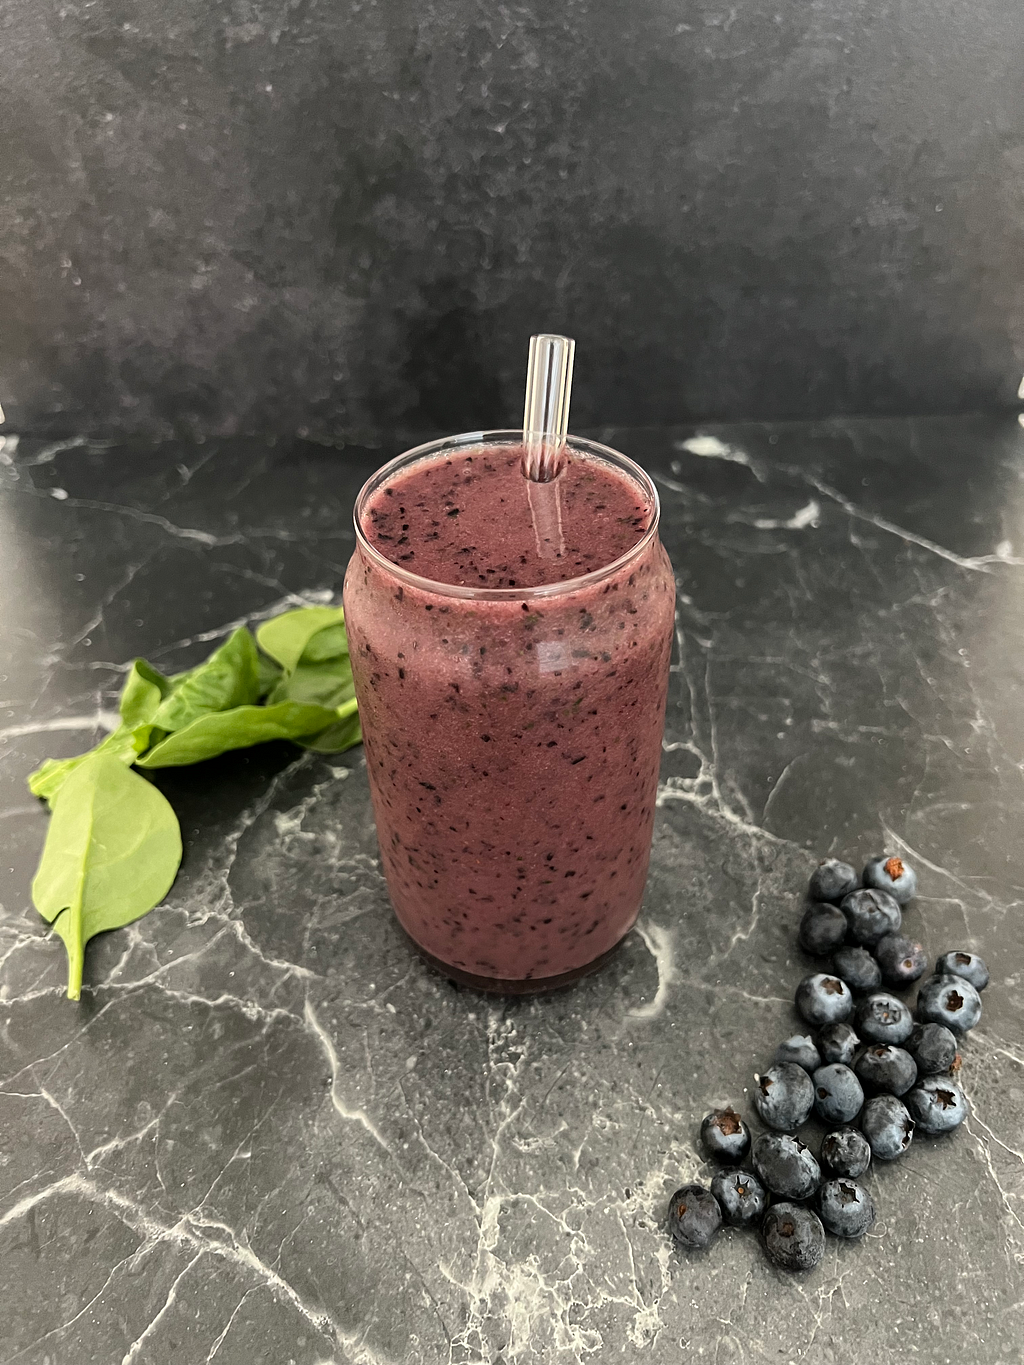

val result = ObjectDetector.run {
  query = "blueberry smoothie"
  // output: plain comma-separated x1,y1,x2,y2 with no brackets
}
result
344,433,675,990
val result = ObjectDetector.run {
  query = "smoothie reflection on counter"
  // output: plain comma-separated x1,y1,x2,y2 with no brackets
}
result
344,431,675,991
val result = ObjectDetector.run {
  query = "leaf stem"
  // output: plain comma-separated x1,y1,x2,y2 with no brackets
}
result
67,883,85,1000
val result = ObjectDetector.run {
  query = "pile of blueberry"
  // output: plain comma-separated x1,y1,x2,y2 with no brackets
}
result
667,855,989,1271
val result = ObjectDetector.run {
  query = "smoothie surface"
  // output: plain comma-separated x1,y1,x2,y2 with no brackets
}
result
361,448,652,589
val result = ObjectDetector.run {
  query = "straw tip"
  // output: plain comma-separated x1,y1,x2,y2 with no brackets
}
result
523,334,576,482
530,334,576,356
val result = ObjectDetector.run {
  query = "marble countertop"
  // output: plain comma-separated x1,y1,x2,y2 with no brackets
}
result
1,417,1022,1364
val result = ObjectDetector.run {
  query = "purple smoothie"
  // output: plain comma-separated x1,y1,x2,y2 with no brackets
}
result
344,434,675,989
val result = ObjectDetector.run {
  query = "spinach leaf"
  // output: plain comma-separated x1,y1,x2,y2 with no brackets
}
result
299,622,348,663
256,606,346,673
297,698,362,753
259,607,353,709
28,725,145,807
27,659,173,806
256,651,283,698
152,627,260,731
136,700,342,767
27,605,362,1001
268,654,356,710
31,753,182,999
119,658,173,727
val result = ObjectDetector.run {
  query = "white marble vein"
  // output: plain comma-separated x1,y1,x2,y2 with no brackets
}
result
628,924,677,1020
675,434,764,479
0,710,120,741
798,470,1024,572
303,999,394,1156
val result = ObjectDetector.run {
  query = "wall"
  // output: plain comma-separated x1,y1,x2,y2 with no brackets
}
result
1,0,1023,438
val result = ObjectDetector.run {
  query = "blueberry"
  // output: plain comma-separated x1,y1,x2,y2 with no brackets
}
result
863,855,918,904
799,902,848,956
818,1179,876,1239
820,1126,872,1178
753,1063,815,1131
775,1035,822,1074
854,1044,918,1096
700,1107,751,1162
907,1023,958,1076
917,974,983,1034
796,973,854,1028
808,858,859,905
855,992,914,1046
934,951,990,992
817,1022,860,1068
840,888,902,946
761,1203,826,1272
812,1063,865,1125
874,933,928,988
711,1169,768,1227
667,1184,723,1249
751,1133,822,1200
861,1094,915,1160
831,946,882,993
905,1077,970,1134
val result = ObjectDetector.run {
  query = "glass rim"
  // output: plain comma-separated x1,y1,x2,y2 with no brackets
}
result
351,429,662,601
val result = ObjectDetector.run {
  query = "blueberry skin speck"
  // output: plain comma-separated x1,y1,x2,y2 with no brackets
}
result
754,1063,815,1131
808,859,859,905
796,973,854,1028
907,1022,958,1075
700,1108,751,1162
840,888,902,946
818,1022,861,1068
863,855,918,904
667,1184,723,1249
820,1126,872,1178
762,1203,826,1272
812,1063,865,1125
934,951,990,992
855,992,914,1046
831,946,883,993
752,1133,822,1200
861,1094,915,1160
875,933,928,987
775,1035,822,1074
711,1169,768,1227
799,902,848,956
917,974,983,1034
818,1179,876,1239
854,1044,918,1096
905,1077,970,1134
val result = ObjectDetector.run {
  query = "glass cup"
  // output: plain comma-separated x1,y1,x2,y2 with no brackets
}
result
343,431,676,992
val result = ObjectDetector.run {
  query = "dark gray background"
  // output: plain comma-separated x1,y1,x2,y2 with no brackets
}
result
2,0,1023,439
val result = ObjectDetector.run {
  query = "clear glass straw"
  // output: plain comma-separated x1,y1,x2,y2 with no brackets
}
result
522,334,575,482
522,334,574,560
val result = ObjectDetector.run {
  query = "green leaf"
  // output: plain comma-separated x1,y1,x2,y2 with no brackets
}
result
300,622,349,663
136,700,342,768
28,659,175,806
28,756,84,806
152,628,260,731
256,651,283,699
296,698,362,753
256,606,346,673
28,724,143,807
119,659,173,727
268,655,356,710
31,753,182,999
